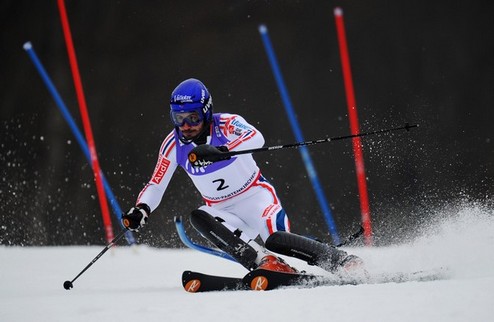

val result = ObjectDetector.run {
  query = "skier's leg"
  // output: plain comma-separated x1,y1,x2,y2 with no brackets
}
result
190,206,296,272
265,231,364,274
214,182,298,272
226,182,363,274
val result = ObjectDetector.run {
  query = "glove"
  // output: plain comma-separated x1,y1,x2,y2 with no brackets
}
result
188,145,231,167
122,204,150,231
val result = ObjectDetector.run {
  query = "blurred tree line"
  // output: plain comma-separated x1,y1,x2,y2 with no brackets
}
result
1,1,493,246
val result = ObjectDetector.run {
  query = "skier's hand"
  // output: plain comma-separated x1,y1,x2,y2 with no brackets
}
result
188,145,231,167
122,204,150,231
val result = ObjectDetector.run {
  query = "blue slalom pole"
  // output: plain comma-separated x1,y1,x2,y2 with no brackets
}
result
258,25,340,244
23,42,135,245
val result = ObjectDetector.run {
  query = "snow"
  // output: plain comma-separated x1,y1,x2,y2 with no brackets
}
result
1,204,493,322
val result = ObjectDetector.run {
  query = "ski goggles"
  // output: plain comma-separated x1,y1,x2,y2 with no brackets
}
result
170,109,204,127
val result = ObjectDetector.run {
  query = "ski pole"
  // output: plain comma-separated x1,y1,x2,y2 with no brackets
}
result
189,123,418,163
335,226,364,247
63,228,128,290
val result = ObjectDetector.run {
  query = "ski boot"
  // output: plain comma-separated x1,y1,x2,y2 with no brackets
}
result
334,254,369,282
258,255,298,273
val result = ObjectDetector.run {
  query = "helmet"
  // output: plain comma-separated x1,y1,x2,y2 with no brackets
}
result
170,78,213,128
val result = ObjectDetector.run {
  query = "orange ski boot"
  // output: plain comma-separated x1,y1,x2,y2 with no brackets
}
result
258,255,298,273
338,255,369,281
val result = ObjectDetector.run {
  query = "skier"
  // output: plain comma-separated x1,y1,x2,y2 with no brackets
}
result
122,78,363,275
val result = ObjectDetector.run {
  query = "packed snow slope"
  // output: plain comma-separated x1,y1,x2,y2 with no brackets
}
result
1,203,493,322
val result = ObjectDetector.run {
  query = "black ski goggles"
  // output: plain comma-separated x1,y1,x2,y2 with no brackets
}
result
170,109,204,127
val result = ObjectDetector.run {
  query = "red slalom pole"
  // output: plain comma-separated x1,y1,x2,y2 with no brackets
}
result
57,0,114,243
334,7,373,245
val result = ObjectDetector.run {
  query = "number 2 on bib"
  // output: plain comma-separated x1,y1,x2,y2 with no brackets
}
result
212,179,229,191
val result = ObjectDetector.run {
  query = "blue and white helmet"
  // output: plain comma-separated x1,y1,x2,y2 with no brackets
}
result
170,78,213,128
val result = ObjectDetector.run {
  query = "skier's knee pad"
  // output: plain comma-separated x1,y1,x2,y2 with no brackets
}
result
190,209,243,238
189,208,258,270
189,209,247,246
189,209,215,235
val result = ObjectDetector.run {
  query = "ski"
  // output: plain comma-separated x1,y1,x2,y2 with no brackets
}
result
181,269,325,292
373,267,449,284
182,267,449,292
243,267,450,290
243,269,324,290
182,270,247,293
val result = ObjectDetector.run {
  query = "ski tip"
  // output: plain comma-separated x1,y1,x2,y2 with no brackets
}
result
250,275,269,291
23,41,32,51
182,271,201,293
184,279,202,293
258,24,267,34
334,7,343,16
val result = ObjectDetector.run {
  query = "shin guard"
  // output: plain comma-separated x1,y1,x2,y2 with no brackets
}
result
189,209,258,270
265,231,347,272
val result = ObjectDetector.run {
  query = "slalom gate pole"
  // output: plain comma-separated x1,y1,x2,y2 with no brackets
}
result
258,24,341,245
23,42,135,245
334,7,373,245
63,228,128,290
57,0,113,243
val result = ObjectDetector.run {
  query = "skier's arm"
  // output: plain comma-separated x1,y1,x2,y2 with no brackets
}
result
221,114,265,151
122,133,178,231
136,133,178,212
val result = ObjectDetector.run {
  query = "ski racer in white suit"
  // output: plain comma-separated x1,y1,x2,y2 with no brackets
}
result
122,78,363,273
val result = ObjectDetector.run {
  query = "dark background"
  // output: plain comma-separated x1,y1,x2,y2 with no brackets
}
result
1,1,493,247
